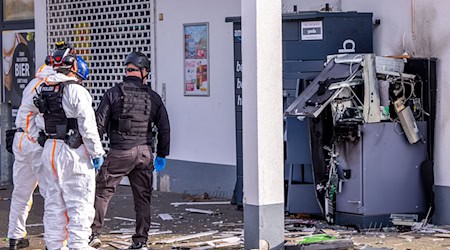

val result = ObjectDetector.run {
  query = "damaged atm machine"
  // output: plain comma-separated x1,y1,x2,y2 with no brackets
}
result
286,54,436,227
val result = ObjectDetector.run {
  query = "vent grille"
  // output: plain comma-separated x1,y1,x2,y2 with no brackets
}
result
46,0,153,149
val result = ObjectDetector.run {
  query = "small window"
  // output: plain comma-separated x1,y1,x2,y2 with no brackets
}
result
3,0,34,21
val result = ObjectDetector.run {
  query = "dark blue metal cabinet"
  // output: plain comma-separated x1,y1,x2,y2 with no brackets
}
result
226,12,373,210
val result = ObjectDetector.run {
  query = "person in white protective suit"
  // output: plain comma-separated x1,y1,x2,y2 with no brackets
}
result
37,41,105,250
7,65,55,250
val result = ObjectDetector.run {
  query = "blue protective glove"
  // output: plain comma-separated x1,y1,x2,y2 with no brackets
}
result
154,156,166,172
92,156,104,171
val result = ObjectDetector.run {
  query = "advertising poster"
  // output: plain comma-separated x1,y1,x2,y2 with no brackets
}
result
2,30,36,110
184,23,209,96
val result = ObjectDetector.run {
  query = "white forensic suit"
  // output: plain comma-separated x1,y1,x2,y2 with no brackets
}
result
40,74,105,250
8,65,55,240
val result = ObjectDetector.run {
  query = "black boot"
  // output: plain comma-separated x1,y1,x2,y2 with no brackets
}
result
9,238,29,250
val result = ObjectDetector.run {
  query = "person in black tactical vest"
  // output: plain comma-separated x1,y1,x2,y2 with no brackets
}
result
36,41,105,250
89,51,170,250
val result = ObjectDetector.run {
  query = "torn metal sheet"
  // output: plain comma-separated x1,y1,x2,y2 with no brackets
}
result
362,54,381,123
285,58,361,118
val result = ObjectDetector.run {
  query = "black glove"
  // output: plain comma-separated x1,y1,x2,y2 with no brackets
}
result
5,129,16,154
37,131,47,147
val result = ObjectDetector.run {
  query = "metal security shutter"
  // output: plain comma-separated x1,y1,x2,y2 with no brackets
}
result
46,0,153,149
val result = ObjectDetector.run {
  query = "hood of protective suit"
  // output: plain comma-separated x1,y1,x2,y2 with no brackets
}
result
35,65,56,80
44,73,79,86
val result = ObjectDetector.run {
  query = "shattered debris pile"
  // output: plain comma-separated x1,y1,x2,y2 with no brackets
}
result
1,186,450,249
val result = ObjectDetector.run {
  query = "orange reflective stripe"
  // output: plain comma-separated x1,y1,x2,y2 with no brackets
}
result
31,80,44,93
25,111,32,133
35,65,46,78
64,211,69,240
51,139,58,176
18,132,25,151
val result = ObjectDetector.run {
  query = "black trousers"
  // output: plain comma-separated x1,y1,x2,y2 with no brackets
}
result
91,145,154,243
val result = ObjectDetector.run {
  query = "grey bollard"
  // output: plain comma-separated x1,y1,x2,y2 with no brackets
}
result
0,103,13,186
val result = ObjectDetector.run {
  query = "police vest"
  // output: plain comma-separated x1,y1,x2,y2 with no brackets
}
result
114,81,152,140
35,81,79,139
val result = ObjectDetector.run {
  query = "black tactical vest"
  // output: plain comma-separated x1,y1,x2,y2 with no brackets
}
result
114,81,152,140
34,82,79,141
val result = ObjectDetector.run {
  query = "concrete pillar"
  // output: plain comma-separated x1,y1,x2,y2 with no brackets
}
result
34,0,48,70
241,0,284,249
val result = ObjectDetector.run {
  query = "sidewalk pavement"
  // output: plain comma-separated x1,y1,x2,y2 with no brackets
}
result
1,185,450,249
0,184,243,249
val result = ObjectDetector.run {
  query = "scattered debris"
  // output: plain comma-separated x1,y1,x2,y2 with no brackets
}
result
113,216,135,222
185,208,215,215
285,233,353,250
109,228,135,234
154,230,219,244
171,236,242,249
320,229,339,236
217,229,244,237
158,213,174,220
435,234,450,238
109,241,129,249
170,201,230,207
390,214,418,227
148,230,173,236
218,222,243,228
285,231,315,238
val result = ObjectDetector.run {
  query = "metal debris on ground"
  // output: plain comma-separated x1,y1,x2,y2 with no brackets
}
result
109,228,135,234
185,208,215,215
211,221,223,225
217,222,243,228
285,233,354,250
158,213,174,220
109,241,129,249
170,201,231,207
148,230,173,236
390,213,418,227
112,216,136,222
153,230,219,244
181,237,243,249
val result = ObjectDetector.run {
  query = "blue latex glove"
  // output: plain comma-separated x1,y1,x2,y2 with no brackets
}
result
92,156,104,171
154,156,166,172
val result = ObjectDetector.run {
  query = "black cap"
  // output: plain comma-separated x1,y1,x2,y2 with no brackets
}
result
124,51,150,70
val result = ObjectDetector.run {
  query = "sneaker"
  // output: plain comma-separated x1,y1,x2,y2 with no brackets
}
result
128,241,148,250
9,238,29,250
89,234,102,248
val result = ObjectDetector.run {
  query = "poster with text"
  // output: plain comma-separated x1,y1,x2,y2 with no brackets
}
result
2,30,36,110
184,23,209,96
